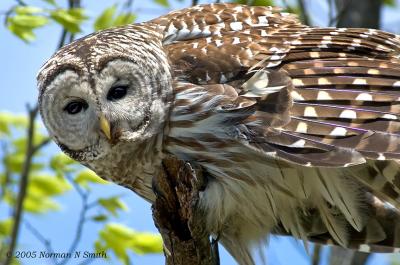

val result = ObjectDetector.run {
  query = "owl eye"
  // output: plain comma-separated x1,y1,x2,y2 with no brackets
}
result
107,85,128,101
64,101,88,115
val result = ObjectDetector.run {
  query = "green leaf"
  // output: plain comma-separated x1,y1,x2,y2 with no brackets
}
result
284,5,301,15
0,218,13,238
383,0,396,7
232,0,247,4
4,153,25,173
0,112,28,134
12,138,27,153
98,196,128,216
154,0,170,7
92,214,108,222
68,8,87,20
50,8,87,33
3,180,63,214
8,15,49,28
13,174,71,213
0,120,10,135
4,152,44,173
3,189,15,206
95,223,162,264
94,5,117,31
10,258,21,265
95,223,163,264
130,232,163,254
15,6,44,15
0,173,6,186
50,153,76,174
41,0,57,6
94,6,136,31
23,193,61,213
0,112,28,128
10,114,28,128
251,0,274,6
28,174,71,197
75,169,109,187
113,13,136,27
12,133,48,155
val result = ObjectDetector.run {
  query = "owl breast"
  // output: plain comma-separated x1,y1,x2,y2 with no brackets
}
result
86,136,163,202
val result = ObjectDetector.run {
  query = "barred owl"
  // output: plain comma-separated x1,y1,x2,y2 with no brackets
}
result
37,3,400,265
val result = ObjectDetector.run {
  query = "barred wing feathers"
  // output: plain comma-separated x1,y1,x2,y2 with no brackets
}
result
152,3,400,255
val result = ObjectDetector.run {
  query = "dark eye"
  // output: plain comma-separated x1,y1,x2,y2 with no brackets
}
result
107,85,128,101
64,101,88,115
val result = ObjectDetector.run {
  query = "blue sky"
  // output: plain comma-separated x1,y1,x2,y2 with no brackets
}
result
1,0,400,264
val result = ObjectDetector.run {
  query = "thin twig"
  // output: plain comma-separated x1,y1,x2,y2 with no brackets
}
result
67,0,80,42
32,138,51,154
297,0,310,26
3,5,16,26
14,0,26,6
312,245,321,265
58,174,89,265
350,252,370,265
57,29,69,49
77,258,95,265
24,219,58,265
211,237,220,265
281,0,291,10
4,105,39,265
329,0,350,27
327,0,335,26
85,201,99,210
122,0,134,11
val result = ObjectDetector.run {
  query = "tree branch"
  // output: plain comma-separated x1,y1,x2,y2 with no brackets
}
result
328,0,349,27
334,0,382,29
57,29,69,50
32,138,51,154
24,219,58,265
152,156,218,265
350,252,370,265
58,174,90,265
280,0,291,10
4,105,39,265
312,245,321,265
297,0,310,25
14,0,26,6
2,1,82,265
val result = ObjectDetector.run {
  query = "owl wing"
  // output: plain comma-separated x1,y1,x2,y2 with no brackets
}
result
151,3,400,165
150,3,400,250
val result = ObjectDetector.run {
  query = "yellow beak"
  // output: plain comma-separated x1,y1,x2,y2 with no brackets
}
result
100,115,112,140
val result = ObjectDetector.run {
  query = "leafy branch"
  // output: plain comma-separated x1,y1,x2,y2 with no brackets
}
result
4,105,50,265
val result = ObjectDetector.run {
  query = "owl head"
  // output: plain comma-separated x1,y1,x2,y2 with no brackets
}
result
37,25,172,164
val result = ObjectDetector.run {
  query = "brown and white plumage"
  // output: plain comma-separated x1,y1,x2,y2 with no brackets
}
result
37,3,400,264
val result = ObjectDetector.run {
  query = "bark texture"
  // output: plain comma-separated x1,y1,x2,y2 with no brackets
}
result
152,156,217,265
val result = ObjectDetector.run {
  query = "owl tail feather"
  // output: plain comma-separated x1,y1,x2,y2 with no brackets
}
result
272,192,400,253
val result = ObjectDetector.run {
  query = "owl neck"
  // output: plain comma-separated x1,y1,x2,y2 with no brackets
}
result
89,134,165,202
